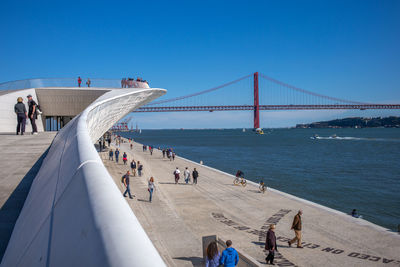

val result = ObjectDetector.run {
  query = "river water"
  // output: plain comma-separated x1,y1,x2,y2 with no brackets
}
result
120,128,400,231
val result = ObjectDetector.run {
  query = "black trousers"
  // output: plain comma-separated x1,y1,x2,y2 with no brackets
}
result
266,250,275,264
17,114,26,134
30,117,37,133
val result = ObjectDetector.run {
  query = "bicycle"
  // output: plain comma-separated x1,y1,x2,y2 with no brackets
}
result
233,177,247,187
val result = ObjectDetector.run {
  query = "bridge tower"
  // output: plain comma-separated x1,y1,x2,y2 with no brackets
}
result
253,72,260,128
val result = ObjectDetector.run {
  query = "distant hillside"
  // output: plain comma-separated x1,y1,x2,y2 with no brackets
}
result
296,116,400,128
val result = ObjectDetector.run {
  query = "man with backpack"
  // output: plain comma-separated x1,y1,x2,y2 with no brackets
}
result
122,171,133,199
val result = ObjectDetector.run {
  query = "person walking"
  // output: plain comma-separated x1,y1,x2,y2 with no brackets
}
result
122,171,133,199
107,137,111,147
109,149,114,161
130,159,137,176
288,210,303,248
77,76,82,87
115,148,120,163
219,240,239,267
184,167,190,184
192,168,199,185
169,150,173,161
86,78,91,87
137,161,143,177
130,143,133,150
265,224,277,265
14,97,27,135
172,152,176,161
148,177,155,202
27,95,38,135
173,167,180,184
162,149,166,158
123,152,128,165
205,241,221,267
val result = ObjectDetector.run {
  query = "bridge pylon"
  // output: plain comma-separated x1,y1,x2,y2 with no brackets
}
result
254,72,260,128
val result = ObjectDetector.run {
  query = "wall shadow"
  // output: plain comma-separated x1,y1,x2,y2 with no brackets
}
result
0,148,49,261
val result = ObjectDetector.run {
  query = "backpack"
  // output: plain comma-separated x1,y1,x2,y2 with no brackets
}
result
121,175,126,183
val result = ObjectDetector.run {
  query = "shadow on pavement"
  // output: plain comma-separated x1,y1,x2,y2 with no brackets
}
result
0,148,49,261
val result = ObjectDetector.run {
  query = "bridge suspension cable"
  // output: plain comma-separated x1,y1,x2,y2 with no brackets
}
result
259,73,368,105
146,73,253,105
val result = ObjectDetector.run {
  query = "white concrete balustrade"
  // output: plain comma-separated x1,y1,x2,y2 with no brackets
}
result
1,87,166,267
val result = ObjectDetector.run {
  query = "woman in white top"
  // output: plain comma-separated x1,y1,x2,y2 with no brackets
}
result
184,167,190,184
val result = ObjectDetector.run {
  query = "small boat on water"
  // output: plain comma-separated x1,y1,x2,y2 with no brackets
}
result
310,134,320,140
255,128,264,135
242,128,246,132
330,134,337,139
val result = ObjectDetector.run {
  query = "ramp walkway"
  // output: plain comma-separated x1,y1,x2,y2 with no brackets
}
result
101,139,400,267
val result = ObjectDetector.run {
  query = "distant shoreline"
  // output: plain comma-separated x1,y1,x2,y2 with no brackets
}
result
296,116,400,129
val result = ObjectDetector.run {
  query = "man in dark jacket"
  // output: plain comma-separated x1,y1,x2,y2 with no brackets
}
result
265,224,277,265
14,97,27,135
27,94,38,134
192,168,199,185
288,210,303,248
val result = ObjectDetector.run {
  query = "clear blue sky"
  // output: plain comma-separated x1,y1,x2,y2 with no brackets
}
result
1,0,399,128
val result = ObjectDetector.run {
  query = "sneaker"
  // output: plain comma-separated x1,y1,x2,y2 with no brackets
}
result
33,132,38,135
129,197,133,199
123,195,127,197
297,246,303,249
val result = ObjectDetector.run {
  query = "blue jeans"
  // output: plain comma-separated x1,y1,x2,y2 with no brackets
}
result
149,188,153,202
123,185,132,198
115,156,119,163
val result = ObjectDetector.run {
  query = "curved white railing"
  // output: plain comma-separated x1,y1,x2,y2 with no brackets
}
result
1,88,166,267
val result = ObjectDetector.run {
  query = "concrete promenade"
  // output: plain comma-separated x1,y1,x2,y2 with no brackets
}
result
0,132,56,260
102,140,400,267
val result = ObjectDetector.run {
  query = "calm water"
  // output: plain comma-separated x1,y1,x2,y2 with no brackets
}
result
120,128,400,231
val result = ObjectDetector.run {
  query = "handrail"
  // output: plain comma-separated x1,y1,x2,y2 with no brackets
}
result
0,78,149,90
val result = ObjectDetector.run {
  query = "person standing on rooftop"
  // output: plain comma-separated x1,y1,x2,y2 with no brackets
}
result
14,97,27,135
86,78,91,87
27,94,38,135
77,76,82,87
288,210,303,248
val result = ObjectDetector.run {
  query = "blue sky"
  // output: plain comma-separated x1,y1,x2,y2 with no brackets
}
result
1,0,399,128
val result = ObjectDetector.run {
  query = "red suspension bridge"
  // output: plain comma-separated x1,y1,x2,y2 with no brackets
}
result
134,72,400,128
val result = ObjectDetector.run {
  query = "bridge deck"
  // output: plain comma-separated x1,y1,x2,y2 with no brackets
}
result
102,139,400,267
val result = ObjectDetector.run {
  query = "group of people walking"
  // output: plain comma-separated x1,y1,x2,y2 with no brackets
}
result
14,94,40,135
173,167,199,184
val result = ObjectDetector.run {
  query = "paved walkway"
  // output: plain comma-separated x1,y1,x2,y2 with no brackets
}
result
0,132,56,260
101,140,400,267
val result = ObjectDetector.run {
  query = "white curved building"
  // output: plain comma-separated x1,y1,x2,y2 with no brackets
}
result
0,80,167,267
